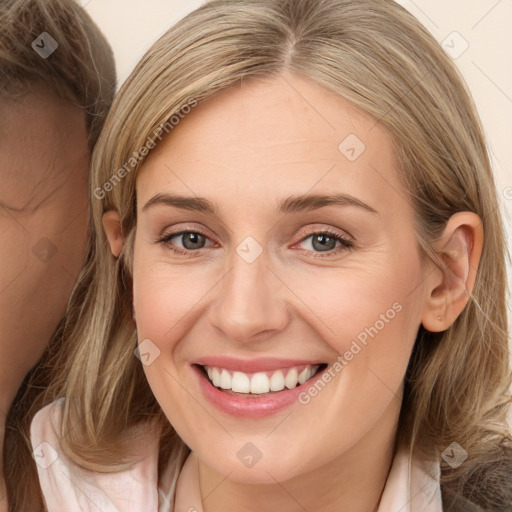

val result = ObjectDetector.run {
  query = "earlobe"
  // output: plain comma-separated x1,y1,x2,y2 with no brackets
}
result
102,210,124,257
421,212,483,332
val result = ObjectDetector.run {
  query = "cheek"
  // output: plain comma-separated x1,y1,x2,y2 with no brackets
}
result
328,277,420,358
0,221,27,287
293,251,424,406
0,211,88,367
131,245,209,361
291,256,422,355
131,257,193,417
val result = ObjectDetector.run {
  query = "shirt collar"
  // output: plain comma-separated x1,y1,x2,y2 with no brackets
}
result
173,445,443,512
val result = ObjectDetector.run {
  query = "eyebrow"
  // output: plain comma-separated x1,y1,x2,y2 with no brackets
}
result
141,192,378,215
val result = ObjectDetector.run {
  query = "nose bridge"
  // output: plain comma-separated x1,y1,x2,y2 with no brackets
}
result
209,238,289,342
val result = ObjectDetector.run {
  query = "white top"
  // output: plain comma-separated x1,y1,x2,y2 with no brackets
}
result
30,400,443,511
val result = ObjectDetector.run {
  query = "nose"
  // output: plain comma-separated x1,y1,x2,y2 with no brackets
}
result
207,246,290,345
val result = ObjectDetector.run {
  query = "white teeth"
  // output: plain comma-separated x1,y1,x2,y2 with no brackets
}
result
298,366,312,384
211,367,221,386
269,370,285,392
250,372,270,394
219,369,231,390
204,364,321,395
285,368,299,389
232,371,250,393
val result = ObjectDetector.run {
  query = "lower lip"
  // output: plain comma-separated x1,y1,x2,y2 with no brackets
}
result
193,365,325,418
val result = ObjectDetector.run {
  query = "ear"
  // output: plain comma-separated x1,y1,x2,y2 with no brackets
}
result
421,212,484,332
102,210,124,257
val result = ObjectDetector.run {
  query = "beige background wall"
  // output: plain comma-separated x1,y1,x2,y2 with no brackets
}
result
79,0,512,330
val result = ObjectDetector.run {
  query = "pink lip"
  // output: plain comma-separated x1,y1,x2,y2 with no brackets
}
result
192,356,325,373
191,363,327,418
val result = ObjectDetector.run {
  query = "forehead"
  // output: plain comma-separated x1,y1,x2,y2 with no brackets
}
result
0,91,88,211
136,73,407,213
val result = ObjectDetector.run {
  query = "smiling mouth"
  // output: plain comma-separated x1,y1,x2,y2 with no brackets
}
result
197,363,328,397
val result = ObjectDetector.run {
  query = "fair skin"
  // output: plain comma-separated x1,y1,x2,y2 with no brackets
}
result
0,90,89,507
104,73,482,512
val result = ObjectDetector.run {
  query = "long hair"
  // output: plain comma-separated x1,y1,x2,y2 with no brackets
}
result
39,0,512,509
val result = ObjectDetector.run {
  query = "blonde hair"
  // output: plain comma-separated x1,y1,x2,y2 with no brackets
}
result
1,0,116,510
41,0,512,508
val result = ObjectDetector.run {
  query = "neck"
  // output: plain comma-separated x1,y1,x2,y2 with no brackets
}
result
198,401,400,512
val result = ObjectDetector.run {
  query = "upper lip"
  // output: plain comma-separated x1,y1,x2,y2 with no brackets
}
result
192,356,326,373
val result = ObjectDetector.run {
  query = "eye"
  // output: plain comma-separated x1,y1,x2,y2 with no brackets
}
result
296,229,354,257
158,230,215,255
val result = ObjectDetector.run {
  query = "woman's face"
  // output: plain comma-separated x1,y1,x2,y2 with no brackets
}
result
133,73,430,483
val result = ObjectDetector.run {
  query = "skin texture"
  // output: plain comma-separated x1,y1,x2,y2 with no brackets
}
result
104,72,483,512
0,90,89,506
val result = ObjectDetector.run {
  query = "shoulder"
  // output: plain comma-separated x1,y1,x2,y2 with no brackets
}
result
30,398,65,464
30,398,162,512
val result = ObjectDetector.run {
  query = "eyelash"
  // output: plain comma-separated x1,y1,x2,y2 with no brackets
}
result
157,227,354,259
